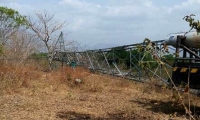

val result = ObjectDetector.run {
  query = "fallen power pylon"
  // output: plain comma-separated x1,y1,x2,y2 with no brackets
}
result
55,39,172,86
54,31,200,89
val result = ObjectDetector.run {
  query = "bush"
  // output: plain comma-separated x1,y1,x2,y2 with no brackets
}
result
28,53,47,60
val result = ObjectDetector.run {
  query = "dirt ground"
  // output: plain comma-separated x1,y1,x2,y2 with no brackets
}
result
1,67,200,120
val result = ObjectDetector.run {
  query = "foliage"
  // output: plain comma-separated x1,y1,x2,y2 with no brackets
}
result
162,54,175,65
162,54,174,61
136,39,162,69
110,48,129,64
0,44,3,56
140,37,195,119
130,49,140,65
0,6,27,45
0,6,27,27
183,14,200,34
113,48,128,59
29,53,48,60
100,46,158,69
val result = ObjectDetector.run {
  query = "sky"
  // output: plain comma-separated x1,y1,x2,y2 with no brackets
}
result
1,0,200,49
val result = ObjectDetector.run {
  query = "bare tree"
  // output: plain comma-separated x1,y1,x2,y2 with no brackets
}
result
4,29,38,64
0,22,16,45
27,11,67,70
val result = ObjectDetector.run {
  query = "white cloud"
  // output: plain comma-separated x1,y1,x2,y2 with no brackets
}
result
59,0,101,14
1,0,200,47
168,0,196,12
72,18,85,30
53,0,200,45
0,0,15,3
0,2,34,16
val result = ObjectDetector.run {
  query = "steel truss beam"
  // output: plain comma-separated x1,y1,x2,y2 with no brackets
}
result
55,40,174,85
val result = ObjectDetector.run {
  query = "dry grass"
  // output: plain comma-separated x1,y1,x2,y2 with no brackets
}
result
0,63,41,95
0,62,200,120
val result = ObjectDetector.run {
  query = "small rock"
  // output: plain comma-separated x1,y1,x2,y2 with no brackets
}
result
75,79,82,84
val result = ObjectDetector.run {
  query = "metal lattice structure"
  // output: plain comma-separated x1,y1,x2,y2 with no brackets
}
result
51,31,200,89
55,39,177,86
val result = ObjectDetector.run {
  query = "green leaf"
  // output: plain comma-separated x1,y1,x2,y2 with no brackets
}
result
0,6,27,27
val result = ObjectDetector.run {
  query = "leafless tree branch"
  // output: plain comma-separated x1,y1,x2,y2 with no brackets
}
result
27,10,68,70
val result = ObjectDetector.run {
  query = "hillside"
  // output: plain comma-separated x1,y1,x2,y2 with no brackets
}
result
0,64,200,120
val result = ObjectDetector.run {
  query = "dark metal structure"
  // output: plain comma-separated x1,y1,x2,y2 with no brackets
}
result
53,31,200,89
171,35,200,89
54,38,173,86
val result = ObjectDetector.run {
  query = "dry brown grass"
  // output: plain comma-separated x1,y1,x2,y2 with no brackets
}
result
0,62,200,120
0,63,41,95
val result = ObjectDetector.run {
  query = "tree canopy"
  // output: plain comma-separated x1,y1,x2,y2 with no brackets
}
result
0,6,27,45
0,6,27,27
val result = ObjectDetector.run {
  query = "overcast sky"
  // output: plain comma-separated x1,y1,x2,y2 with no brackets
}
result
1,0,200,49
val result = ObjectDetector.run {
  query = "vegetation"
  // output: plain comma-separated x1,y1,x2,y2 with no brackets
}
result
0,44,3,55
183,14,200,34
0,7,38,64
29,53,48,60
26,11,68,70
102,47,163,69
0,6,27,45
0,6,27,26
0,6,199,120
138,14,200,118
1,63,199,120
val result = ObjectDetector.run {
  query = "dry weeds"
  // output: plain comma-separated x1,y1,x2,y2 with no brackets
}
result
0,63,200,120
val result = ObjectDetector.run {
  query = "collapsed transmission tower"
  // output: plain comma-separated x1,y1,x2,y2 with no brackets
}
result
54,31,200,89
55,39,171,85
